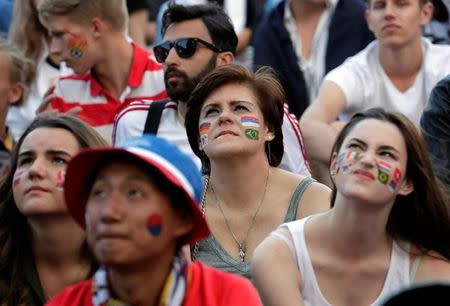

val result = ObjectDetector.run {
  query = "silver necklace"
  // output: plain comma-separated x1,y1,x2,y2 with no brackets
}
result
209,169,270,262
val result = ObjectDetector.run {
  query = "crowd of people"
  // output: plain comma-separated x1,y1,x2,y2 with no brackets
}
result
0,0,449,305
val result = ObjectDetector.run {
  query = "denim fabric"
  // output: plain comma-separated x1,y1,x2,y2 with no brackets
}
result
421,75,450,195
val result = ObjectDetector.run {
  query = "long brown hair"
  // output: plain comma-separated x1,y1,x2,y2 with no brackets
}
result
330,108,450,260
0,114,108,305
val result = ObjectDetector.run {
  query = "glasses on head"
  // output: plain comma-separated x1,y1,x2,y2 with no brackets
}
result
153,37,222,63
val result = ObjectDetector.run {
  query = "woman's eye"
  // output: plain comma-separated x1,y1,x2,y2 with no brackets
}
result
380,151,396,159
348,143,361,149
204,108,219,116
17,157,33,167
53,157,68,165
235,105,249,112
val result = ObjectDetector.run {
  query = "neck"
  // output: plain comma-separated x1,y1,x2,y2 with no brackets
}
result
209,155,270,211
290,0,326,20
379,38,423,80
177,101,188,122
326,194,393,258
29,214,86,264
93,33,134,99
109,252,175,306
29,214,91,300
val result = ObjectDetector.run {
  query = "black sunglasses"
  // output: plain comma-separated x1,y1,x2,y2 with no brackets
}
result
153,37,222,63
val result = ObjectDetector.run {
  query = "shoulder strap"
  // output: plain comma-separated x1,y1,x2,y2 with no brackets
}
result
283,176,316,223
143,99,171,135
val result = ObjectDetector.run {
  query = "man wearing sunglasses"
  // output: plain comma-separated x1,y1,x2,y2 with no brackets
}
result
113,3,311,176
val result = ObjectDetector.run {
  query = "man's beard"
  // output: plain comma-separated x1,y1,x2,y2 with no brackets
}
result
164,55,217,102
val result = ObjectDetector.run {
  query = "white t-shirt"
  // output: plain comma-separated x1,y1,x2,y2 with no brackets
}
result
6,51,71,141
325,38,450,126
113,100,311,176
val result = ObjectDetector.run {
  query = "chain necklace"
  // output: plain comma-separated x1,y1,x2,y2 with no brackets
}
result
209,168,270,262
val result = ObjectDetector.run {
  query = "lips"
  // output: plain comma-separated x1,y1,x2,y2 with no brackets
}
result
216,130,238,138
353,169,375,180
26,186,50,194
382,23,400,32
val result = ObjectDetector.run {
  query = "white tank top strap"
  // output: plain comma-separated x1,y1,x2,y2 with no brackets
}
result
269,230,297,263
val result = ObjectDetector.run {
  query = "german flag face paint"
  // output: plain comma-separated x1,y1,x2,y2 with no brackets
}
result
199,121,211,146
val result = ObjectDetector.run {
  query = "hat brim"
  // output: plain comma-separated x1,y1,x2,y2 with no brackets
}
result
64,147,209,244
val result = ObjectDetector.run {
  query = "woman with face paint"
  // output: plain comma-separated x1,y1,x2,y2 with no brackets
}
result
0,114,108,306
252,108,450,306
46,134,262,306
184,64,331,280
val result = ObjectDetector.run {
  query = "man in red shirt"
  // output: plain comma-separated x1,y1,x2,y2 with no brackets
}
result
47,134,262,306
37,0,166,141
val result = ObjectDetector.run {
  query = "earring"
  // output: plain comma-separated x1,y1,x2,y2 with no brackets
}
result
266,141,272,165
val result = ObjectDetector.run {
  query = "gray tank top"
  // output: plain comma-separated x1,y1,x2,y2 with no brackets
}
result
192,176,316,280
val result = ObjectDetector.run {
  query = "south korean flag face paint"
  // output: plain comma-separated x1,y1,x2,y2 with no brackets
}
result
147,214,162,236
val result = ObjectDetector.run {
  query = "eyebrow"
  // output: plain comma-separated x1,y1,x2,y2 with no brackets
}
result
18,149,73,158
348,138,400,153
204,100,254,108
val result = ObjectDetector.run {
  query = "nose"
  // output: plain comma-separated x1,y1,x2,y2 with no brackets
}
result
49,38,63,57
358,151,376,168
98,192,126,223
164,45,179,66
27,158,47,180
218,107,233,125
383,2,396,18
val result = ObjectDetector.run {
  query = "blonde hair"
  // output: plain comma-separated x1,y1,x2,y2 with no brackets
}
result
0,41,32,105
8,0,48,81
38,0,129,32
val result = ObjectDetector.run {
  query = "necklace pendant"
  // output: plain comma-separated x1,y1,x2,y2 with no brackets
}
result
239,246,246,262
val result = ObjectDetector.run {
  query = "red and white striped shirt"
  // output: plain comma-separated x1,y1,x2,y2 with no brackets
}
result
50,43,167,142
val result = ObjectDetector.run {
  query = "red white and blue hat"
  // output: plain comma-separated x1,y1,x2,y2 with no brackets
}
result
64,134,209,244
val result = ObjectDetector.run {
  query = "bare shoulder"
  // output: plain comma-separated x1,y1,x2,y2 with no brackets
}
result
415,252,450,283
296,179,332,219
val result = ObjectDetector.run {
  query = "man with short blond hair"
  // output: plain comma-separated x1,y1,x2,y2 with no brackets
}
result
38,0,166,141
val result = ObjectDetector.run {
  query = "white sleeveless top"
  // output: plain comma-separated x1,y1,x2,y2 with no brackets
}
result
279,216,420,306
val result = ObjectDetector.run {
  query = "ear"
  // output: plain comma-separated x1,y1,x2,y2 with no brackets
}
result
365,9,374,33
265,129,275,141
216,51,234,67
8,83,25,105
329,151,338,178
173,212,194,239
91,17,104,39
397,177,414,196
420,1,434,25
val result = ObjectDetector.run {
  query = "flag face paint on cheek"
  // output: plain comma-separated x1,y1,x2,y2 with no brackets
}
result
199,122,211,146
241,115,260,141
66,32,88,59
147,214,162,236
56,170,66,191
13,170,24,187
336,149,362,175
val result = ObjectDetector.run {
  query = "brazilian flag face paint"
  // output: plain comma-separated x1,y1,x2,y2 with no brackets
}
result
240,115,260,141
245,129,259,140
